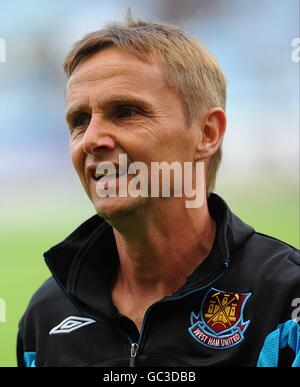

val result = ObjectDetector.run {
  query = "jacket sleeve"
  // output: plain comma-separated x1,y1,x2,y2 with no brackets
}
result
257,250,300,367
16,330,25,367
16,278,57,367
257,319,300,367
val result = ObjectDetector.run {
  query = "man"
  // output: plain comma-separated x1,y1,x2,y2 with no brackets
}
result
18,14,300,367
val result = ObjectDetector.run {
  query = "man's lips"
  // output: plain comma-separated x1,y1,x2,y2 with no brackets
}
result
86,163,127,183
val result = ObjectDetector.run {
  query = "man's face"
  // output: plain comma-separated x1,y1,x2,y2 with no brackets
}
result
66,48,201,221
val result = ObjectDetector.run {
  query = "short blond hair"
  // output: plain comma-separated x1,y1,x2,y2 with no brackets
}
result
64,12,227,194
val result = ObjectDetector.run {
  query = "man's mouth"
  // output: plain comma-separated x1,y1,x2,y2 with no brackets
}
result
89,165,127,183
93,170,118,182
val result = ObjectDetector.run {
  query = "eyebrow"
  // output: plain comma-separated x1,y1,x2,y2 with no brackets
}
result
65,104,89,123
66,95,153,122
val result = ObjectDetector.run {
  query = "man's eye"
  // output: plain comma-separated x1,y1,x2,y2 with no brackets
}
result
71,114,90,128
116,106,138,119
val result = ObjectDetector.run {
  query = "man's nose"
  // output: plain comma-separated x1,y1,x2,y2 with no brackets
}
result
82,117,116,155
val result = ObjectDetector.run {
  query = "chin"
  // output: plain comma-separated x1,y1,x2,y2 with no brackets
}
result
92,195,145,224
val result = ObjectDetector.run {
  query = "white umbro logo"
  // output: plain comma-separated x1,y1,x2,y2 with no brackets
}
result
49,316,96,335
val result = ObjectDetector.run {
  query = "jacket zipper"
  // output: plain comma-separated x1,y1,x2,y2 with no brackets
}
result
128,259,230,367
47,257,230,367
130,343,139,367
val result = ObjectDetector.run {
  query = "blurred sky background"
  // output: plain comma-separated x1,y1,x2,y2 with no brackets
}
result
0,0,299,210
0,0,299,365
0,0,299,205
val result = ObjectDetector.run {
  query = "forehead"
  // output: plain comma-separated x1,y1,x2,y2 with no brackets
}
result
66,48,167,101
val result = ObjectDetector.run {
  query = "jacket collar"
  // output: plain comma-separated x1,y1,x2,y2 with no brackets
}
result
44,193,255,320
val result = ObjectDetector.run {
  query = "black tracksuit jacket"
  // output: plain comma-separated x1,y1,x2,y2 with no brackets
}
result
17,193,300,367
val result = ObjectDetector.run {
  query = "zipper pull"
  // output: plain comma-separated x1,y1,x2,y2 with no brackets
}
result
129,343,139,367
223,259,230,271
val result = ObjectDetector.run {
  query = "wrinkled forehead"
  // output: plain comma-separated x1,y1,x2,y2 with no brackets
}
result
66,49,165,98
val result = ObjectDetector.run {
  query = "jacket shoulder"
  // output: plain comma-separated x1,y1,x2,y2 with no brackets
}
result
19,277,75,333
244,231,300,285
255,231,298,251
26,277,64,309
250,231,299,263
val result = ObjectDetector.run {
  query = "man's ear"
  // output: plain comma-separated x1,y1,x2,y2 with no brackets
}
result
195,107,227,161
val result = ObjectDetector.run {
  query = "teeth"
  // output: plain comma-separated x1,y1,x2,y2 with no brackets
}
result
93,170,119,181
91,165,127,181
94,169,107,179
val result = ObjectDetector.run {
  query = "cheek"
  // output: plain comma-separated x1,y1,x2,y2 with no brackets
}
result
70,140,85,177
156,128,196,162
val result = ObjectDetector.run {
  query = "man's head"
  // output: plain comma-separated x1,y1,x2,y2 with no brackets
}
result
64,12,226,222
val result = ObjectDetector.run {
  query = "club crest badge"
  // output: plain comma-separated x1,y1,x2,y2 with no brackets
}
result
189,288,251,349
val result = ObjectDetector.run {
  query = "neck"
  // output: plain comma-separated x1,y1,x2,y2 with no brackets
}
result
112,196,216,299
